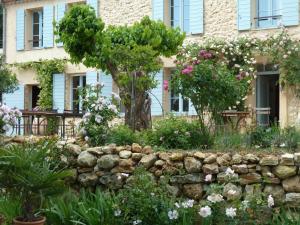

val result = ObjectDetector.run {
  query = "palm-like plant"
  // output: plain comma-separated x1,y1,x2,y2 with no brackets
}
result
0,143,71,222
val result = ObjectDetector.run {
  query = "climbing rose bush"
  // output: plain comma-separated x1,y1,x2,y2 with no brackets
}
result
78,83,119,146
0,104,22,134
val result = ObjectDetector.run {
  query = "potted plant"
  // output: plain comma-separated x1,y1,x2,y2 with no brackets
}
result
0,142,70,225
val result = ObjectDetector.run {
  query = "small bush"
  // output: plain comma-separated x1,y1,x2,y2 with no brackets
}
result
145,116,213,149
107,125,137,145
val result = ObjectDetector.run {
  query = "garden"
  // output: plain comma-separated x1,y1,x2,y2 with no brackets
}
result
1,4,300,225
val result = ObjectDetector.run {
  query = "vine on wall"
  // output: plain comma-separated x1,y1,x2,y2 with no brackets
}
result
14,59,66,110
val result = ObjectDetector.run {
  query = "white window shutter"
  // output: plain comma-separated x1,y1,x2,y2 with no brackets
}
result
282,0,299,26
152,0,164,21
56,3,66,47
86,71,99,86
100,72,113,98
151,70,163,116
87,0,99,17
16,9,25,51
53,74,65,113
189,0,203,34
43,5,54,48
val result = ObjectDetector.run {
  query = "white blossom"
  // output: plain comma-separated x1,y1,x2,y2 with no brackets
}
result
268,195,274,208
133,219,142,225
198,206,212,218
182,199,194,208
225,168,235,176
226,207,237,218
205,174,212,182
168,210,179,220
114,209,121,217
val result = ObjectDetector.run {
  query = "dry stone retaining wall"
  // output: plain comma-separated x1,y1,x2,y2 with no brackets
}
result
62,142,300,206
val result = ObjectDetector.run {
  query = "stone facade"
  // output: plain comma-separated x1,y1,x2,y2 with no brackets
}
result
59,142,300,206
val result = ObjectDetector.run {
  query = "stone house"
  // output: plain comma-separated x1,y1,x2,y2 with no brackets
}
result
1,0,300,127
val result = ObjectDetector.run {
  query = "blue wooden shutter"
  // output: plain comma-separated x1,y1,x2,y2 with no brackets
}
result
43,5,54,48
189,0,203,34
151,71,163,116
257,0,271,28
183,0,190,33
152,0,164,21
3,85,25,109
86,71,98,85
173,0,181,28
100,72,113,97
53,74,65,113
2,85,24,136
56,3,66,47
16,9,25,51
87,0,99,17
237,0,251,30
282,0,299,26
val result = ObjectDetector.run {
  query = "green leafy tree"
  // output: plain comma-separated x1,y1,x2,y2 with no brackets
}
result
57,5,184,130
0,56,18,101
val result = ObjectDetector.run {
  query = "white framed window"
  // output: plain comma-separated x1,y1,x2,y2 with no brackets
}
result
32,11,43,48
170,0,190,33
256,0,281,28
71,75,86,113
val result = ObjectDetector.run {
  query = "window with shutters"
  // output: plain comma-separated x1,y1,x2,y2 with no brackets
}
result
256,0,282,28
32,11,43,48
170,0,190,33
71,75,86,113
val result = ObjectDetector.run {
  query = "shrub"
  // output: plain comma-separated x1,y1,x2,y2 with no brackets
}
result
0,196,21,225
78,83,119,146
0,143,71,222
214,132,246,149
107,125,137,145
145,116,213,149
0,104,22,134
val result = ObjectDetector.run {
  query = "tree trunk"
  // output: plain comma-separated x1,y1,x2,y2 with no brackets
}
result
121,90,151,131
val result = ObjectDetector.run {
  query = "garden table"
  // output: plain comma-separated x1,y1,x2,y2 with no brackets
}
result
221,110,250,130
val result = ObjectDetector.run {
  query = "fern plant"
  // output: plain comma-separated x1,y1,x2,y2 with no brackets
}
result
0,143,71,222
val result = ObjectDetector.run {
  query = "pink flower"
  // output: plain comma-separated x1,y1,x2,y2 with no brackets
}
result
163,80,169,91
182,65,193,75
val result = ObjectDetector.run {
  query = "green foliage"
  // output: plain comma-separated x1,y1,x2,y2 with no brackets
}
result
45,190,120,225
57,5,184,129
0,195,21,225
107,125,137,145
247,126,299,149
14,59,66,109
145,116,213,149
78,84,119,146
214,132,246,149
0,56,18,95
270,208,300,225
0,142,71,221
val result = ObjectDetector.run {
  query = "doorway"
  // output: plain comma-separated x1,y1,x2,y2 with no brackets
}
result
31,85,40,110
256,73,279,125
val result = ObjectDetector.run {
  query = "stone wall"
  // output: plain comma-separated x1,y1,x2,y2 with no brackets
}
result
62,142,300,206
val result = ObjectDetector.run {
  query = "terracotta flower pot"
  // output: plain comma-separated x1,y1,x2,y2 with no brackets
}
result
13,217,46,225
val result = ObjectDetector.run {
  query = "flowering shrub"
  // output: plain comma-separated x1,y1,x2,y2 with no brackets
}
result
0,104,22,134
173,47,250,133
145,116,213,149
78,83,119,146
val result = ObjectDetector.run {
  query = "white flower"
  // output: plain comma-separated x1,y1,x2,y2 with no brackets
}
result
226,207,237,218
185,131,191,137
175,202,180,208
280,143,286,148
268,195,274,208
2,124,10,132
283,54,288,59
198,206,212,218
108,104,118,114
160,136,164,141
112,92,121,101
225,168,235,176
174,130,179,134
133,219,142,225
182,199,194,208
121,173,129,177
205,174,212,182
168,210,179,220
84,136,89,142
114,209,121,217
95,115,103,124
241,200,249,210
207,194,224,203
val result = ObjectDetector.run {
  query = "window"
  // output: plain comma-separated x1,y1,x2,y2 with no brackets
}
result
256,0,281,28
170,0,190,33
32,11,43,48
170,77,189,114
71,75,86,113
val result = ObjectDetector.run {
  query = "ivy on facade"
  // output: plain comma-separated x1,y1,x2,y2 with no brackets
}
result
14,59,66,110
